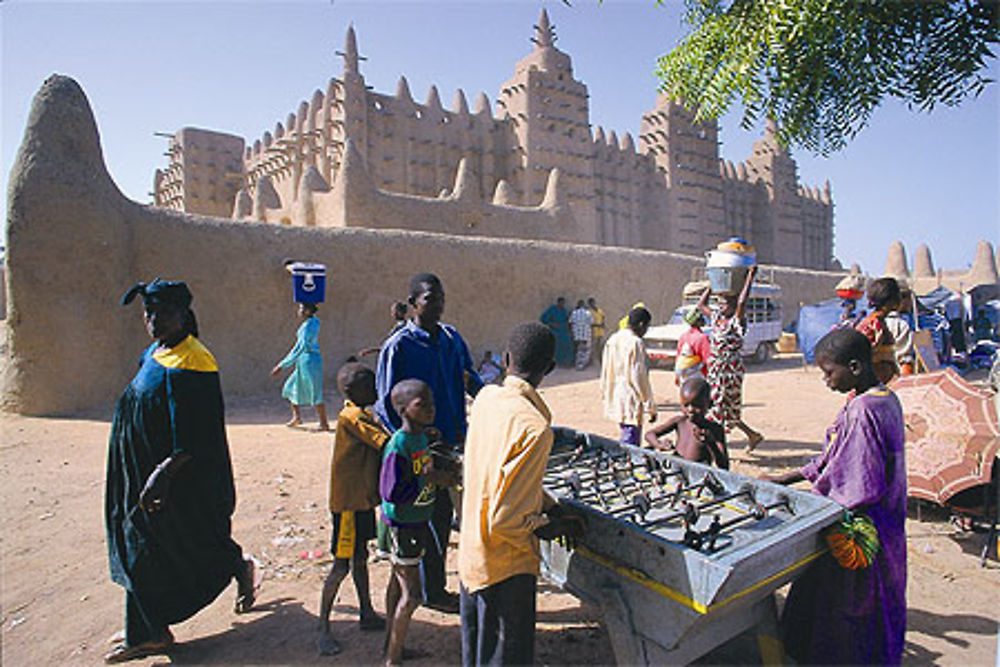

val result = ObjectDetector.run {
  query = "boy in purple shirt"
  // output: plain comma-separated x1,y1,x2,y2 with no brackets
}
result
767,328,906,665
380,379,457,665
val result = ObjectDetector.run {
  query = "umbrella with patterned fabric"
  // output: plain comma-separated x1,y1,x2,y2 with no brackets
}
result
891,368,1000,505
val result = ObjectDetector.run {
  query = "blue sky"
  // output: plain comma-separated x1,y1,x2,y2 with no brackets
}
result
3,0,998,273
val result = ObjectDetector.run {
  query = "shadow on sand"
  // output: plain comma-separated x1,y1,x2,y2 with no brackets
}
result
903,607,998,664
156,590,613,665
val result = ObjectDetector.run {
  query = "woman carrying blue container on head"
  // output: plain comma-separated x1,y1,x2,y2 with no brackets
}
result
271,302,330,430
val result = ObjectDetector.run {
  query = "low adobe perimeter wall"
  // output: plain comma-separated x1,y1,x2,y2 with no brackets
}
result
3,76,843,416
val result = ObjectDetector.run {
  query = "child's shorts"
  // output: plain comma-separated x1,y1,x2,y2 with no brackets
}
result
387,523,431,567
330,509,376,560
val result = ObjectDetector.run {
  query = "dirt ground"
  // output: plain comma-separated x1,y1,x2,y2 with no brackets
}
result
2,354,998,665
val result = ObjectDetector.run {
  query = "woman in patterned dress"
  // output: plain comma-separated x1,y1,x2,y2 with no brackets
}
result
696,265,764,451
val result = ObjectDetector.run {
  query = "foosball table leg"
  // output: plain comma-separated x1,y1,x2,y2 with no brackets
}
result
597,583,648,666
752,594,785,666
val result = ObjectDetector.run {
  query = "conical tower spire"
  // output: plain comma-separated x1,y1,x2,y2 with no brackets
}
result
337,24,366,76
532,8,555,49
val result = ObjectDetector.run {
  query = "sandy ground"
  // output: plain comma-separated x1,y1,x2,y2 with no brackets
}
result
2,354,998,665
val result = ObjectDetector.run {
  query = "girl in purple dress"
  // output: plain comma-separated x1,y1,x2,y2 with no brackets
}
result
767,328,907,665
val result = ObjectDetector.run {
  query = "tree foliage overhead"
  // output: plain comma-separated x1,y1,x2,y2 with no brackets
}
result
655,0,999,155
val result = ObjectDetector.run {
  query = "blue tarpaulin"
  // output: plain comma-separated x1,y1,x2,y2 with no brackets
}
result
797,297,868,363
797,298,951,364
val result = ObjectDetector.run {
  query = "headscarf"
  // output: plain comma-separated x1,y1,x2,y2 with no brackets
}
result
122,278,198,337
683,307,703,327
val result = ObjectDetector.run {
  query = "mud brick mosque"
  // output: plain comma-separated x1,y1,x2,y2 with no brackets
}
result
152,10,835,270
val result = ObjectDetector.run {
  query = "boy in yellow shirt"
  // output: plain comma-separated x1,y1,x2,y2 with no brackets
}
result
458,322,585,665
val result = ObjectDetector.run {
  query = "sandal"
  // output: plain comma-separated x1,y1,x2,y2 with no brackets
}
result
234,555,262,614
103,631,174,664
746,431,764,453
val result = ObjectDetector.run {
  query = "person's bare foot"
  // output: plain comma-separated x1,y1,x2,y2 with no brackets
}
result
746,431,764,452
285,418,302,428
317,421,331,431
317,633,342,656
384,646,428,666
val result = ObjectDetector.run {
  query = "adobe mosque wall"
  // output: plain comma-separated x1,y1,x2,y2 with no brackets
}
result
156,10,835,271
4,75,841,416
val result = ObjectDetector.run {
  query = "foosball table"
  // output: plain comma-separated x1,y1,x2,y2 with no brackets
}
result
540,429,842,665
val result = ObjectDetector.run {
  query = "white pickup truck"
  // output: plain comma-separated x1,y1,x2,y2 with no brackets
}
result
645,278,783,368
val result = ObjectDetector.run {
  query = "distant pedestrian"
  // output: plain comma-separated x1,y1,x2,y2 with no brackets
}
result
271,302,330,430
675,307,711,386
359,300,409,358
618,301,647,330
695,266,764,451
601,306,657,447
540,297,574,367
569,299,594,370
588,297,606,357
855,277,904,384
477,350,504,385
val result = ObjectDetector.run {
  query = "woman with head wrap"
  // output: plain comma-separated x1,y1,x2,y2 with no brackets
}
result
104,279,257,663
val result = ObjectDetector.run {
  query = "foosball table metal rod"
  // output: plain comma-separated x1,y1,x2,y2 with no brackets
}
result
684,495,794,552
668,471,726,507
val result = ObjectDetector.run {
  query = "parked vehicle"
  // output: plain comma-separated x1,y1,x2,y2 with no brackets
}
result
645,274,783,368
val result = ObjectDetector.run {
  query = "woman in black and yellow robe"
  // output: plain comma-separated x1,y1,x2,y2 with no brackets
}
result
105,279,256,663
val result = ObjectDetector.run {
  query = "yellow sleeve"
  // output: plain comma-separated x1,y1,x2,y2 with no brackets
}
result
344,410,389,450
487,426,554,542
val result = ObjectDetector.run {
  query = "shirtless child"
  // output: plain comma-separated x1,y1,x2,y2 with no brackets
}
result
644,376,728,469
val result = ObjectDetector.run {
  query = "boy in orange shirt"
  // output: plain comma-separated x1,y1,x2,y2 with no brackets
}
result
318,362,389,656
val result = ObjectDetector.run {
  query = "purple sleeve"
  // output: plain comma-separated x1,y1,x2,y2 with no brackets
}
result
806,403,892,509
379,449,420,505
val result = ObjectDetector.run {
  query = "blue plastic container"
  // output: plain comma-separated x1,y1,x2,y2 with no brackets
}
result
288,262,327,303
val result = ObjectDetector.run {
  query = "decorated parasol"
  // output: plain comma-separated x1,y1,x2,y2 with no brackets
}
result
891,368,1000,505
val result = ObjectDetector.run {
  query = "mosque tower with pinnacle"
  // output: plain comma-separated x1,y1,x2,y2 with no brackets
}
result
497,9,591,205
153,9,835,269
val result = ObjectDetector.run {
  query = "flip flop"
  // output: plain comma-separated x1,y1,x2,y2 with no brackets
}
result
234,555,262,614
